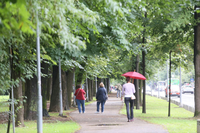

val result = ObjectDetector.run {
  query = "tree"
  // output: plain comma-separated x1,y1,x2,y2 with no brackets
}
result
194,5,200,117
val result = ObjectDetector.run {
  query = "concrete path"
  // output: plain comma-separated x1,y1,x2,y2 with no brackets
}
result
69,93,168,133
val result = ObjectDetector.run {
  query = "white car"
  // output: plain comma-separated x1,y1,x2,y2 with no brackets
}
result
182,86,194,94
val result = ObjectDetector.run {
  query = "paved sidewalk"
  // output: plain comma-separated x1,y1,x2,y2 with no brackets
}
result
69,93,168,133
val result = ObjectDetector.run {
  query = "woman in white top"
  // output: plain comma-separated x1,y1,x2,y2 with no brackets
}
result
121,77,135,122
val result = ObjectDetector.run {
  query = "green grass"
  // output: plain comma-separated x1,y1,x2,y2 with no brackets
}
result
0,107,80,133
0,96,97,133
0,95,9,112
85,97,96,106
0,120,79,133
120,95,196,133
0,95,9,102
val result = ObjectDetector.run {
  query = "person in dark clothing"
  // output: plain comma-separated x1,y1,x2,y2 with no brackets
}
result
96,82,107,113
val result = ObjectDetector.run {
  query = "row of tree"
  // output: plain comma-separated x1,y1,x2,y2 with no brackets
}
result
1,0,200,128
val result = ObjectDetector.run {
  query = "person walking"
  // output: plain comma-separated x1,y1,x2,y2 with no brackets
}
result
96,82,107,113
74,84,86,114
121,77,135,122
116,83,122,98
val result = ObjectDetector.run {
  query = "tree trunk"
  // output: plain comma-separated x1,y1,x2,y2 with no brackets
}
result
142,51,146,113
41,62,50,117
85,77,88,101
24,74,37,120
66,69,75,107
107,78,110,94
142,11,147,114
62,70,69,110
136,55,140,109
97,78,101,88
93,78,96,96
13,76,24,126
88,79,92,101
49,65,60,112
194,6,200,117
7,47,13,133
168,51,172,117
139,80,143,106
47,66,52,101
90,79,94,101
12,57,24,127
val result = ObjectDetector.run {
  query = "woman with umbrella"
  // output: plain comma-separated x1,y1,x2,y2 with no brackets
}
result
121,77,135,122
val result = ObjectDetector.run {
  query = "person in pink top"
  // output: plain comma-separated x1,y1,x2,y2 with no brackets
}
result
121,77,135,122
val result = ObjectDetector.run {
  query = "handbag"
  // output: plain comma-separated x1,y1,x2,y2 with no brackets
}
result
131,94,135,100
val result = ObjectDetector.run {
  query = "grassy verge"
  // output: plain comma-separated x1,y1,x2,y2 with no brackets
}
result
85,97,96,106
0,120,79,133
0,96,96,133
120,95,196,133
0,95,9,112
0,109,80,133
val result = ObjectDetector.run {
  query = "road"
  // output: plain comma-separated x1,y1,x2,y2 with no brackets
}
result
146,90,194,108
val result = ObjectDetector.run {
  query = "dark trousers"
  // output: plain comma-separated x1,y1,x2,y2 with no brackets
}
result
97,101,105,112
124,97,134,120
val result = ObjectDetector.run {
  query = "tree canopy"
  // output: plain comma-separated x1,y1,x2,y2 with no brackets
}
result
0,0,199,120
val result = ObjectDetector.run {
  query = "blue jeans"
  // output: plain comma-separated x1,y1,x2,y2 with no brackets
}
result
97,101,105,113
76,99,85,113
124,97,134,120
117,90,121,98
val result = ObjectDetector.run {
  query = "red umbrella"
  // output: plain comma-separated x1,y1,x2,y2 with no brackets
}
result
121,71,146,80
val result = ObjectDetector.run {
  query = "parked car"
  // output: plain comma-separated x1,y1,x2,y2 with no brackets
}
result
182,86,194,94
165,85,180,97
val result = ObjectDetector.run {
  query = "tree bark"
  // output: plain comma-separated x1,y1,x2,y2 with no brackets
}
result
88,79,92,101
142,11,147,113
41,62,50,117
7,47,13,133
194,6,200,117
12,55,24,126
93,78,96,96
142,50,146,113
49,65,60,112
24,74,37,120
139,80,143,106
107,78,110,94
136,55,140,109
90,79,94,101
46,66,52,101
168,51,172,117
97,78,101,88
62,70,69,110
13,75,24,126
24,74,37,119
66,69,75,107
